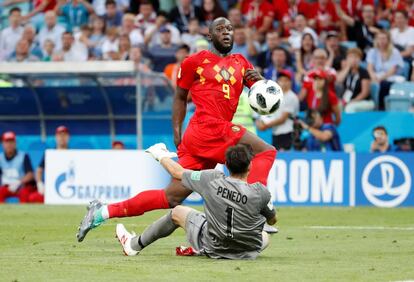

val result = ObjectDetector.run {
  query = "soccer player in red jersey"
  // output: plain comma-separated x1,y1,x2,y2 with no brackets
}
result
77,17,277,242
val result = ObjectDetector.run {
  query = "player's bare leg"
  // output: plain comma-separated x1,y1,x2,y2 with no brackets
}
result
77,178,192,242
238,130,278,234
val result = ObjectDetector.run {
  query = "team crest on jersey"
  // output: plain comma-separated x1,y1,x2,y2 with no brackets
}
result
231,125,241,132
220,69,230,81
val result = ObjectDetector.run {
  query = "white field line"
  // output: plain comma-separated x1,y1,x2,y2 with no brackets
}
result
306,225,414,231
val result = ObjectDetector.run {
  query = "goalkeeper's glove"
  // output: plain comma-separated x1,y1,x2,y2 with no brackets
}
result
145,143,177,162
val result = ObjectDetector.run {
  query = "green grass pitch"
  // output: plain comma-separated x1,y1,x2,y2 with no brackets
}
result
1,205,413,281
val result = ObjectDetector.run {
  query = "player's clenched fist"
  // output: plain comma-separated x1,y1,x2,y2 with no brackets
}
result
145,143,178,162
244,69,263,84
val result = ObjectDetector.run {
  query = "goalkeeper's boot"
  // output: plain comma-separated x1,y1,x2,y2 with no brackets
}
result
76,200,104,242
116,224,139,256
263,223,279,234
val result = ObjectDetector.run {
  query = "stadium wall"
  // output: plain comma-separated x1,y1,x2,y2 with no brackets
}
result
44,150,413,208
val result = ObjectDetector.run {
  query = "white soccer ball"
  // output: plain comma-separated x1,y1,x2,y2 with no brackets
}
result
248,80,284,115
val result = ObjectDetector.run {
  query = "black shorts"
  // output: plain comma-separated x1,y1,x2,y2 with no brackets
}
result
272,132,293,151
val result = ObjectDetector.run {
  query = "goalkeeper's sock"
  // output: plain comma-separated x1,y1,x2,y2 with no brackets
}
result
130,211,178,251
247,149,277,186
107,190,169,218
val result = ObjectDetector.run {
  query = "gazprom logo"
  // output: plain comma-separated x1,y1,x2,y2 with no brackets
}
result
362,155,411,207
55,162,131,200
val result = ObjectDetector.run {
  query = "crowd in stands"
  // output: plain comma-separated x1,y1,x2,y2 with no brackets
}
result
0,0,413,152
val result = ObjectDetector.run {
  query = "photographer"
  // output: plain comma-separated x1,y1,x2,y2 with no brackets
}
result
370,126,394,153
298,109,342,152
256,70,299,151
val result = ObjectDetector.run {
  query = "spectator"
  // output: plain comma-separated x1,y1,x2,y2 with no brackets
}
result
366,30,405,110
117,34,131,60
164,44,190,87
53,31,88,61
22,0,57,27
92,0,128,16
112,140,125,149
240,0,274,35
256,70,299,151
370,125,393,152
41,39,55,61
169,0,203,33
144,11,181,47
129,0,159,15
339,0,374,20
102,0,123,28
232,26,259,65
256,31,281,71
21,25,43,59
194,38,209,52
146,26,178,72
295,33,316,81
36,126,70,197
308,0,339,34
181,18,204,53
0,131,42,203
88,16,106,58
300,48,337,96
129,46,150,72
335,3,381,53
0,8,24,59
199,0,227,34
135,0,157,34
7,39,40,62
227,7,244,27
287,14,318,50
120,13,144,47
337,48,374,112
390,10,414,61
37,10,65,51
301,69,341,125
325,31,347,71
395,0,414,27
101,26,119,60
299,109,342,151
56,0,95,31
273,0,311,37
264,47,295,83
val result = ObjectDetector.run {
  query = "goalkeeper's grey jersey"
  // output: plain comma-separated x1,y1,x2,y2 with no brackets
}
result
182,169,272,259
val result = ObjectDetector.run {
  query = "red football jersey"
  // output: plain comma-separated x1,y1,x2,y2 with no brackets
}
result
177,50,254,122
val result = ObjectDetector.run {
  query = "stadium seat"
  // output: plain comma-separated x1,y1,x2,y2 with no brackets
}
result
389,82,414,105
340,41,357,50
5,197,19,204
385,96,411,111
370,83,380,110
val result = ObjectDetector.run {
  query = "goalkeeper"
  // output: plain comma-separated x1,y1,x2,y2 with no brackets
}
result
116,143,277,260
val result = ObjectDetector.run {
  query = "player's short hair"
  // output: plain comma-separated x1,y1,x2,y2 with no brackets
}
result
225,144,253,175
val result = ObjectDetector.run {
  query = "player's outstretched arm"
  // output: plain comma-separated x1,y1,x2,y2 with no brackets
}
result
145,143,190,180
160,157,190,180
172,87,189,148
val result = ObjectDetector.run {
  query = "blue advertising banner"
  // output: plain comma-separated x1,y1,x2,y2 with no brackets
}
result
185,152,414,208
355,153,413,207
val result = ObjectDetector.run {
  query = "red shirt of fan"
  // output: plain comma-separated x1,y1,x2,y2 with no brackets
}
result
34,0,57,12
241,0,275,30
177,50,254,122
340,0,374,19
308,0,339,33
306,88,339,124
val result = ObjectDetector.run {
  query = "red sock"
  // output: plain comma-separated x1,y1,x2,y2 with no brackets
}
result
107,190,169,218
247,149,277,186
